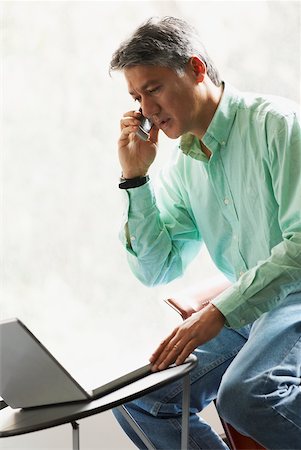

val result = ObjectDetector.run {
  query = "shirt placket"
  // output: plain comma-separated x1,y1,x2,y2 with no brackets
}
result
208,150,248,280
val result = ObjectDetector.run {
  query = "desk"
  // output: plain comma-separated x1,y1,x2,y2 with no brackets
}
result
0,355,197,450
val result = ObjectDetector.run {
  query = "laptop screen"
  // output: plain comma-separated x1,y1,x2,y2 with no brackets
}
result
0,319,89,408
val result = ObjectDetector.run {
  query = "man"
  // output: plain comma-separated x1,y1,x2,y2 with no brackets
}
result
110,16,301,449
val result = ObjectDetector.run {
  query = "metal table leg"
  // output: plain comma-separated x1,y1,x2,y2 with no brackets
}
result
118,372,191,450
181,373,191,450
116,405,156,450
71,421,80,450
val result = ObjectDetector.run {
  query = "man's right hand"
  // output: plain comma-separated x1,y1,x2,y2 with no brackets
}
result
118,110,159,179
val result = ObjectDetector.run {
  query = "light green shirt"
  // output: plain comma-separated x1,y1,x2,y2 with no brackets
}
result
120,83,301,328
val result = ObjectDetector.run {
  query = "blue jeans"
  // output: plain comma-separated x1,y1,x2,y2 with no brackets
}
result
113,291,301,449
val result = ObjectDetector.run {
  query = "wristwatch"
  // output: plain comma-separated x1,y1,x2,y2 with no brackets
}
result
119,175,150,189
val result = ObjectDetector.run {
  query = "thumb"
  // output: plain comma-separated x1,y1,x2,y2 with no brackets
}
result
150,125,159,143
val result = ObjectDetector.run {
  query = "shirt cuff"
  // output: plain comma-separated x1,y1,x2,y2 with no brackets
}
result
211,285,248,328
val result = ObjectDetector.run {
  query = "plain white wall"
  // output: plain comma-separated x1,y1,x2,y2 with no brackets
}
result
1,1,300,448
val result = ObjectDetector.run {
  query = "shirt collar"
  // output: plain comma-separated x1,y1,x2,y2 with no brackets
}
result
180,82,240,160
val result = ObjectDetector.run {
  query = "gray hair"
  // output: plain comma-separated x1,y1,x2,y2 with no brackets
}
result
110,16,221,87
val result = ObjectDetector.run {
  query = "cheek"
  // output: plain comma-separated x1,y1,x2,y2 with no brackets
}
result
161,85,193,126
165,95,187,118
172,98,193,126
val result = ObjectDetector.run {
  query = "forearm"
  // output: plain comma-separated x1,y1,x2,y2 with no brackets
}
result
120,181,201,286
165,274,232,320
212,233,301,328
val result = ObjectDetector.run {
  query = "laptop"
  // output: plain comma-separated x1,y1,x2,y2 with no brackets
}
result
0,318,152,409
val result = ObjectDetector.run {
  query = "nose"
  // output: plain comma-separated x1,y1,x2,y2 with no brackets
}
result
140,96,160,120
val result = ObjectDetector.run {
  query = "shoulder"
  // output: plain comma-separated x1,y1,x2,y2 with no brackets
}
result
231,89,300,143
236,89,299,122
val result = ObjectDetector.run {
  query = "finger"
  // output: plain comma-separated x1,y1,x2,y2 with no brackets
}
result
175,339,198,366
119,124,139,142
151,331,190,371
155,337,187,370
149,338,174,366
120,117,140,131
122,110,141,118
149,125,159,143
149,329,177,364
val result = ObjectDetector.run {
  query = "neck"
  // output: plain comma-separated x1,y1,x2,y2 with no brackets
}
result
199,141,212,159
193,81,224,141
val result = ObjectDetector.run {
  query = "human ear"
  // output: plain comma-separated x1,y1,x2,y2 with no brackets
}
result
189,56,206,83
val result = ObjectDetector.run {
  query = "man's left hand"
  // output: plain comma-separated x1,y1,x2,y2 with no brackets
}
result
149,303,225,371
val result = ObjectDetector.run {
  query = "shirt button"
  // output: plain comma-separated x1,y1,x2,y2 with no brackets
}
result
130,236,136,241
221,141,226,146
224,198,230,205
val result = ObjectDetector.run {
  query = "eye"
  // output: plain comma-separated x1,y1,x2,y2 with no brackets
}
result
148,86,161,94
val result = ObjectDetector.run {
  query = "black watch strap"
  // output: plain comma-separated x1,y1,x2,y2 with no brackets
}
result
119,175,150,189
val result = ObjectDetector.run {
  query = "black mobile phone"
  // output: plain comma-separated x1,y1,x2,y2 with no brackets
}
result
136,108,153,141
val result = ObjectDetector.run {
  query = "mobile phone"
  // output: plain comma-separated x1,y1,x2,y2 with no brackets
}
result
136,108,153,141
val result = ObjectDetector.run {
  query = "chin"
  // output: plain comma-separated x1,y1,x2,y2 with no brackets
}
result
162,128,182,140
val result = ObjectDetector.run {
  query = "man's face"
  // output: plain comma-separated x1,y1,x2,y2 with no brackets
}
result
124,64,202,139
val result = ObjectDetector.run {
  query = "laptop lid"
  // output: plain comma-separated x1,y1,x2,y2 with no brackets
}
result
0,318,152,410
0,318,90,409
